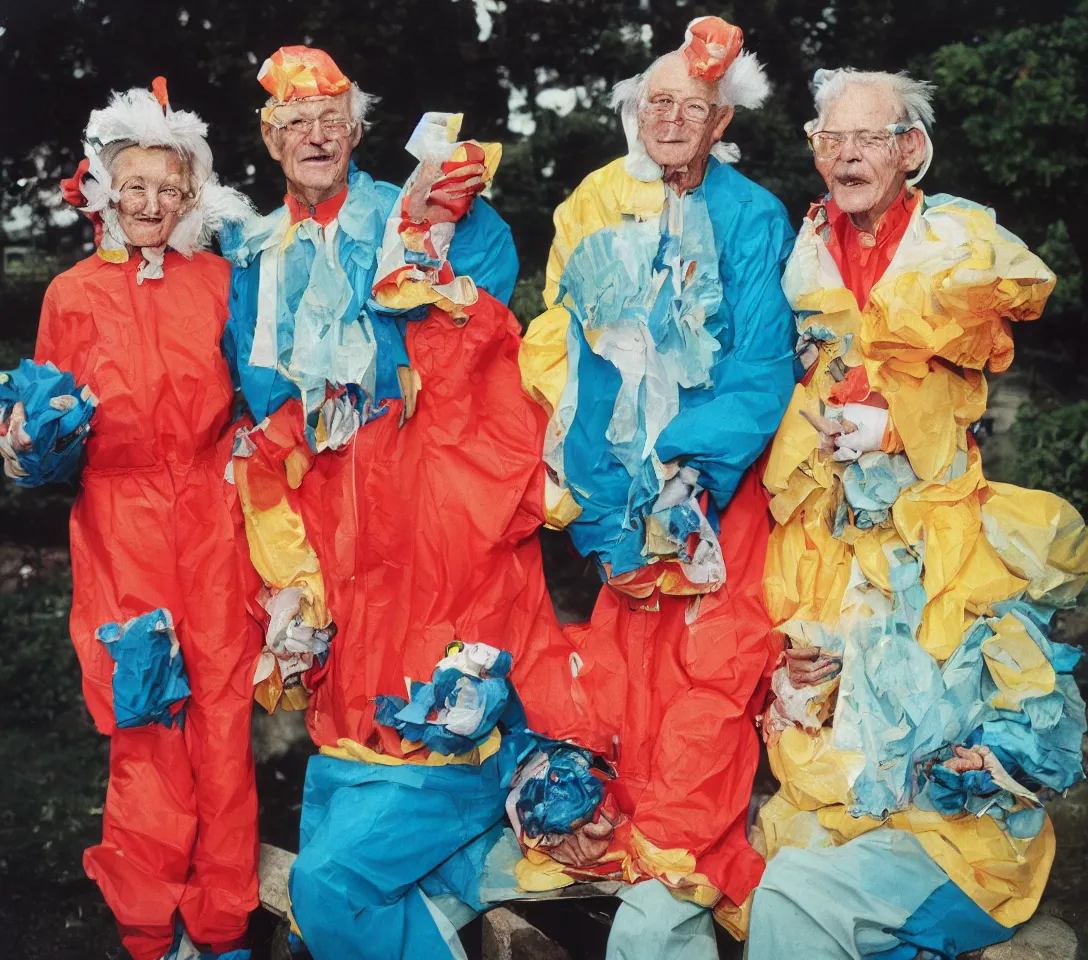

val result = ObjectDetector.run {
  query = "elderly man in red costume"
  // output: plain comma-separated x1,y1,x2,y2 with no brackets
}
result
218,46,592,958
0,82,261,960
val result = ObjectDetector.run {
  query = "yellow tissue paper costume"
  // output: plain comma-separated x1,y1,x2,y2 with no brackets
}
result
759,190,1088,931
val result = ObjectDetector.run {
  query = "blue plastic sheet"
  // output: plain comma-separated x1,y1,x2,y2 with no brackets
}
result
0,358,95,486
748,830,1013,960
95,608,190,729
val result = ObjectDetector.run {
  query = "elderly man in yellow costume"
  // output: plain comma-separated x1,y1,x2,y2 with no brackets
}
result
749,68,1088,959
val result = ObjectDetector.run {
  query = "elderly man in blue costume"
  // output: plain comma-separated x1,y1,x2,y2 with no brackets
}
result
519,15,796,958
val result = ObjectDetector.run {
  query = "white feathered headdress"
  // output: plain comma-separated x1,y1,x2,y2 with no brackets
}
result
76,77,252,282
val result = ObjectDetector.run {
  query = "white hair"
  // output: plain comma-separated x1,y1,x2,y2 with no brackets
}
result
77,84,253,276
807,68,935,133
609,49,771,117
805,68,936,185
348,83,380,126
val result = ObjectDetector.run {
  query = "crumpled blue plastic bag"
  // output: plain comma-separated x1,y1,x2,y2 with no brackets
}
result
512,742,608,839
374,643,515,755
96,608,190,729
0,359,96,486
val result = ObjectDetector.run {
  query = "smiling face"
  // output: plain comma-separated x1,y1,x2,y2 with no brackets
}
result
261,92,361,205
636,53,734,172
814,81,926,221
111,146,192,249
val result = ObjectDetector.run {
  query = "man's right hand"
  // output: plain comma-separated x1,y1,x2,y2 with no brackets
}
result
538,815,614,868
784,645,842,687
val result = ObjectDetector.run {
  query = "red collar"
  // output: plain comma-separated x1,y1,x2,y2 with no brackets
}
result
817,187,920,308
285,186,348,226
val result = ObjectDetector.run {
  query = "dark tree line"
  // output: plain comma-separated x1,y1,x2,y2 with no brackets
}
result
0,0,1085,320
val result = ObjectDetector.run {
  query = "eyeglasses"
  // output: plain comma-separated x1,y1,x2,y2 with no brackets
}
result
808,122,917,161
118,182,187,210
277,116,355,138
641,94,715,124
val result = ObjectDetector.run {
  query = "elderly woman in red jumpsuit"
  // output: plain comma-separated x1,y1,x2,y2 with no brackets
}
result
0,81,261,960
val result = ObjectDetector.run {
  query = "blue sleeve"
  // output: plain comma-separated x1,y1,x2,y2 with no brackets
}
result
222,265,246,394
654,196,796,510
448,197,519,306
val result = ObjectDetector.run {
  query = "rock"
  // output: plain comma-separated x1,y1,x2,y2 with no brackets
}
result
258,842,297,919
483,906,572,960
980,915,1078,960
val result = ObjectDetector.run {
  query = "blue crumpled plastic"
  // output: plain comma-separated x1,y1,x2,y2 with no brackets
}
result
514,742,608,839
835,580,1086,821
374,648,516,756
0,359,96,487
96,609,191,729
835,452,918,533
924,763,998,816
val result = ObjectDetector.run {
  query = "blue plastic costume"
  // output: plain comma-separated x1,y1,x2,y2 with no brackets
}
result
221,163,517,427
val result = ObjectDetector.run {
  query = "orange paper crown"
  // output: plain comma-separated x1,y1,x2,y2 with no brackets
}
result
257,45,352,101
681,17,744,82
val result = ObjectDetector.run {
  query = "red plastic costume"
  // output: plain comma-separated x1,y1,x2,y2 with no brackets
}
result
35,251,262,960
547,474,780,912
289,290,584,753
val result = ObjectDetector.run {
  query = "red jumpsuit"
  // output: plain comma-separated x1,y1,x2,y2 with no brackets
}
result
293,291,584,753
35,251,262,960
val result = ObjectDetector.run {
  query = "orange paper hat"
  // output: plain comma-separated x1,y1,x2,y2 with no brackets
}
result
682,16,744,82
258,46,352,102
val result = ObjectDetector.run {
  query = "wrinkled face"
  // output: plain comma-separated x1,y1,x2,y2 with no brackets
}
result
262,92,361,202
636,53,734,170
111,146,192,248
814,82,926,218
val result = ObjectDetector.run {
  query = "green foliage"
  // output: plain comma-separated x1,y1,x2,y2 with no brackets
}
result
508,270,546,330
1037,220,1084,317
0,578,82,728
1007,401,1088,516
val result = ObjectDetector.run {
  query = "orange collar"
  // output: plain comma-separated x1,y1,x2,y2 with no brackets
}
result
285,186,348,226
820,187,920,308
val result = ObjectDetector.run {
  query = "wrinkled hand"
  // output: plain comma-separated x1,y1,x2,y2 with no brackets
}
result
784,645,842,687
0,401,32,479
538,815,614,868
396,366,420,428
1,402,32,452
800,408,847,457
404,159,487,225
941,744,992,775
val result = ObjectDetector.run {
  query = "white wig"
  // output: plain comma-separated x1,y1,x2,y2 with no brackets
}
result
79,82,253,281
609,33,770,181
806,68,936,185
